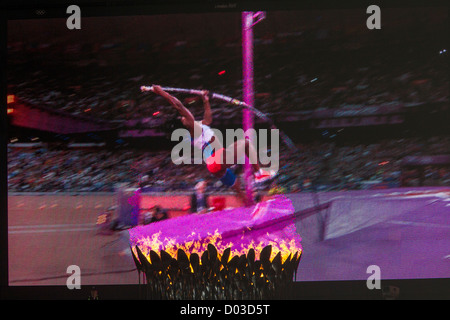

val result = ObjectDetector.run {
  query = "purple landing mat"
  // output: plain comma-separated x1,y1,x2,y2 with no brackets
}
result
288,187,450,281
128,195,302,259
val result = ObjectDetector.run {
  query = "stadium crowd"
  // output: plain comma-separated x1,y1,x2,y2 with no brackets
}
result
7,136,450,193
6,11,448,194
7,18,448,125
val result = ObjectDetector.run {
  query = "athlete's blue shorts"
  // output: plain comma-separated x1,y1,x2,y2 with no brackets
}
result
219,168,236,187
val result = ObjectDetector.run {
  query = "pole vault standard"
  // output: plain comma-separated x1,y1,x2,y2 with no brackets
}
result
242,11,265,205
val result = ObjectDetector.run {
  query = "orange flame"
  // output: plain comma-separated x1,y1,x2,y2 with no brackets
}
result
134,229,302,264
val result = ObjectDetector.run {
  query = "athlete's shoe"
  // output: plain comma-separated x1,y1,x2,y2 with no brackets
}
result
254,169,277,183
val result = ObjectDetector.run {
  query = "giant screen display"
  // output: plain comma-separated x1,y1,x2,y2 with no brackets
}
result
6,4,449,291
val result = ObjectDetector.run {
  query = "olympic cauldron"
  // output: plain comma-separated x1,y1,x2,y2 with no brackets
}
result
128,195,302,299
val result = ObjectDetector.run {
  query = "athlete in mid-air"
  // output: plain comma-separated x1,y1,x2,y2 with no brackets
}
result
142,85,276,206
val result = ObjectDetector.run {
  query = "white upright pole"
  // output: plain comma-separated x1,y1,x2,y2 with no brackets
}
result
242,12,255,206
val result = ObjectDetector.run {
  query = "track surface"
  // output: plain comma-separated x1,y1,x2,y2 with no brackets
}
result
8,194,137,285
8,187,450,286
7,193,242,286
288,187,450,281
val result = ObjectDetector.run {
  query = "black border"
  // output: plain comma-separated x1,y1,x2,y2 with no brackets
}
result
1,0,449,301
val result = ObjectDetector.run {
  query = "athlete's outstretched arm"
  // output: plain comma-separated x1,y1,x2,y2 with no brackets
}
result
200,90,212,126
152,85,196,130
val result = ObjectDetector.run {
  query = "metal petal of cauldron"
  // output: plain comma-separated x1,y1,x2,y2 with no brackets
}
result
131,242,301,300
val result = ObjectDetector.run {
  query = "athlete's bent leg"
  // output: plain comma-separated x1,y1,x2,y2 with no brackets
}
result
225,139,276,183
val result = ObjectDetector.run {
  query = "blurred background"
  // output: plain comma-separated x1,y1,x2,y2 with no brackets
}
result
6,8,449,195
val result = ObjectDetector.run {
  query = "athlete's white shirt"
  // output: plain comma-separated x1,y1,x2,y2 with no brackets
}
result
192,123,215,152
